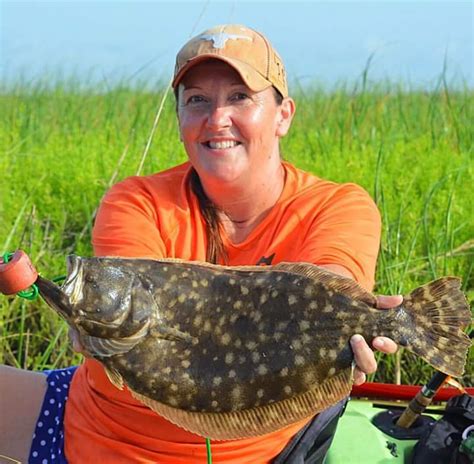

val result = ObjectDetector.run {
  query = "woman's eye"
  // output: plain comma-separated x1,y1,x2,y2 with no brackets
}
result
187,95,205,104
232,92,249,101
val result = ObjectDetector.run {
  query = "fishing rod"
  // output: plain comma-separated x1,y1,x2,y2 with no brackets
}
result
396,330,473,428
396,371,454,428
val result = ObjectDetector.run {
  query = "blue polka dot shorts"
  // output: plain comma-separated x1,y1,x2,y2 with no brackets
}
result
28,366,78,464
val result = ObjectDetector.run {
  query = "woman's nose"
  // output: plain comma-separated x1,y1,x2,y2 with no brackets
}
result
206,103,232,129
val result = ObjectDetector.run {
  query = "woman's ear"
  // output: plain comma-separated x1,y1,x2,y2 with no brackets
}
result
276,97,296,137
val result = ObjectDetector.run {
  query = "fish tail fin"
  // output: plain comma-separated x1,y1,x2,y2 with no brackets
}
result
402,277,471,377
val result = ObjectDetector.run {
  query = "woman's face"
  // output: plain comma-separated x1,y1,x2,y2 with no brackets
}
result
177,60,294,186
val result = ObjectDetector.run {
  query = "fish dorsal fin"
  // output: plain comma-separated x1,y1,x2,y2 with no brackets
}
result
273,262,377,306
129,368,352,440
104,365,124,390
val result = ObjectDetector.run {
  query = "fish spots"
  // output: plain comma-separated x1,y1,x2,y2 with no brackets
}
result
213,377,222,387
233,301,243,310
274,332,284,341
225,352,235,365
231,385,243,403
169,397,179,407
279,367,289,377
192,280,198,288
211,400,219,409
162,367,171,375
181,359,191,369
260,294,268,305
229,278,236,285
328,349,337,360
221,333,231,345
288,295,298,305
328,367,336,377
203,320,212,332
302,369,317,386
178,294,186,303
257,364,268,375
195,301,204,311
228,369,236,378
257,389,265,399
251,311,262,323
181,271,189,278
170,274,178,282
295,339,306,350
271,290,279,298
234,338,242,348
200,279,209,287
277,321,289,331
319,348,327,357
241,286,249,295
251,352,260,363
294,355,305,366
170,383,178,392
246,341,257,350
299,320,310,331
193,315,202,327
283,385,292,395
309,301,318,310
323,304,333,313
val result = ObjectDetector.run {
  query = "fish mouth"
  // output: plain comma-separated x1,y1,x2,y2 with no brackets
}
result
36,276,73,319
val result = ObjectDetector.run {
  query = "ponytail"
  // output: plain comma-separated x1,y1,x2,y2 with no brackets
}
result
189,169,228,264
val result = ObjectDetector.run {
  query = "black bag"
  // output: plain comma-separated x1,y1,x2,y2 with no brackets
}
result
412,394,474,464
273,398,348,464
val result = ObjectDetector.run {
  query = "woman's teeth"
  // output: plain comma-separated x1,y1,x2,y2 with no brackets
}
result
206,140,239,149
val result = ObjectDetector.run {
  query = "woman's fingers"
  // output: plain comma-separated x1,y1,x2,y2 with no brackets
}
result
68,327,85,354
353,367,367,386
351,334,377,376
376,294,403,309
372,336,398,353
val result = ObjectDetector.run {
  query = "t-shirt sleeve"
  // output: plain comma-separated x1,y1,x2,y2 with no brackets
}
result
92,178,167,258
298,184,381,291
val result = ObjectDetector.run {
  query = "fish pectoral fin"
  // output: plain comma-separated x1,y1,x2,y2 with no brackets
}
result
149,325,196,344
273,262,377,305
129,368,352,440
81,320,150,357
104,366,124,390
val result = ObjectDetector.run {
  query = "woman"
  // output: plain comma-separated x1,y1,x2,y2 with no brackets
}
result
0,24,399,463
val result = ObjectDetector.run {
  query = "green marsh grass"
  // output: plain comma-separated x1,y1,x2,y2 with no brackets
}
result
0,76,472,384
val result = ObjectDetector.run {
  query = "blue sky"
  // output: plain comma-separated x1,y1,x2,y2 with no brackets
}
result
1,1,472,89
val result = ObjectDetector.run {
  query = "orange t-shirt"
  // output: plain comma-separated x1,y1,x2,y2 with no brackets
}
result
64,161,381,463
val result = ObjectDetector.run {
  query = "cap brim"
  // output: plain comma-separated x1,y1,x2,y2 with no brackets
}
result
172,54,272,93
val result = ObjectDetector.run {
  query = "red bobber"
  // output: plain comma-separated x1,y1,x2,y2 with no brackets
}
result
0,250,39,295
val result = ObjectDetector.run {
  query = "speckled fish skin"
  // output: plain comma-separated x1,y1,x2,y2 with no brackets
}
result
36,255,471,439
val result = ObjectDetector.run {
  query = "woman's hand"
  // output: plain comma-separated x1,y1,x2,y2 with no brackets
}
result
68,327,90,357
350,295,402,385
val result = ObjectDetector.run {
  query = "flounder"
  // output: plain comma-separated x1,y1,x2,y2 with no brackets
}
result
36,256,471,440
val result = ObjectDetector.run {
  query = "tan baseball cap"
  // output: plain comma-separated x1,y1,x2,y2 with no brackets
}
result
172,24,288,98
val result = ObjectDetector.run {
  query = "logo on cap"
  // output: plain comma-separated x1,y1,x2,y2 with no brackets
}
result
198,32,252,49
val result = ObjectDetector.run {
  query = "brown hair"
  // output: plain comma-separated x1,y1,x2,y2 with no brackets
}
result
189,168,228,264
